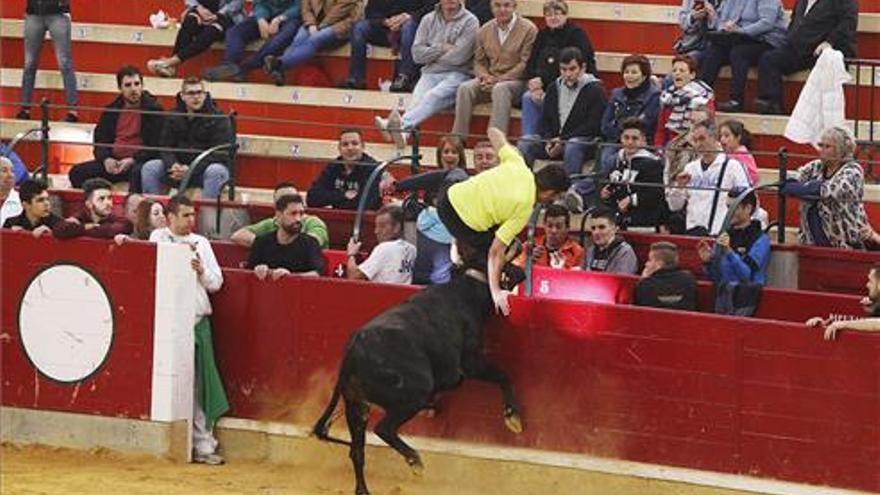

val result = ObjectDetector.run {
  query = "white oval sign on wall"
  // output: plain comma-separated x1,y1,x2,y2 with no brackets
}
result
18,264,114,383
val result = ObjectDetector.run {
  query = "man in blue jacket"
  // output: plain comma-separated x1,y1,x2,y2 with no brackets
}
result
698,189,770,314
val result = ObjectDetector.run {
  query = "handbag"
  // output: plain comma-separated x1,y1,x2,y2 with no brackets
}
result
674,21,708,54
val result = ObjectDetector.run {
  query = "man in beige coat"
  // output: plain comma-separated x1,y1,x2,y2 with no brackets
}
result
451,0,536,138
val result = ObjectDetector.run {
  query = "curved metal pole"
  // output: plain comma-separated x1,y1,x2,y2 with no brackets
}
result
8,127,43,152
523,204,544,297
718,182,782,238
177,143,236,194
351,154,418,242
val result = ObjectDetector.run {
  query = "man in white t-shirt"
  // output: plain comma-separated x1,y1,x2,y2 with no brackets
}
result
347,204,417,284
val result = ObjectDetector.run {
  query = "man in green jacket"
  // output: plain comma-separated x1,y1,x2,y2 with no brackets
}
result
231,182,329,248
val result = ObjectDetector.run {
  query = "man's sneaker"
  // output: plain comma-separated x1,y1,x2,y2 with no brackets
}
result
338,78,366,90
263,56,285,86
374,116,392,142
386,109,408,149
15,110,30,120
753,98,783,115
203,63,240,82
64,112,79,123
559,190,584,214
147,59,175,78
717,100,743,113
390,74,413,93
193,452,225,465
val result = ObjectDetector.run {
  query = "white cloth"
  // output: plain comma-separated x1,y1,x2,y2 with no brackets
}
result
0,189,22,226
784,48,852,147
149,228,223,321
496,14,517,45
666,153,751,235
359,239,416,284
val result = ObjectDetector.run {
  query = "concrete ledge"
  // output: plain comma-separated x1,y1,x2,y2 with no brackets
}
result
1,406,189,462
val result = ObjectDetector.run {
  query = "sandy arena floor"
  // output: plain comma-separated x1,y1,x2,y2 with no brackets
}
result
1,441,774,495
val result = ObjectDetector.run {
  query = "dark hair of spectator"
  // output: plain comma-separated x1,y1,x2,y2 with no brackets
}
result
133,198,162,240
436,134,467,169
719,119,753,150
82,178,113,201
274,181,298,192
671,54,698,74
590,206,617,224
620,54,652,78
116,65,142,87
473,140,493,151
275,193,304,212
166,195,193,215
544,203,570,225
649,241,679,268
728,188,757,213
558,46,585,66
619,116,645,135
692,118,718,137
19,179,48,204
377,204,405,228
339,128,363,139
535,164,571,192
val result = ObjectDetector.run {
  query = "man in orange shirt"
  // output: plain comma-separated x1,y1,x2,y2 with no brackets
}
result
516,203,583,269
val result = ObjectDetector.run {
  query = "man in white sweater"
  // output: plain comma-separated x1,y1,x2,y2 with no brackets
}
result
150,195,229,465
666,119,750,236
375,0,479,146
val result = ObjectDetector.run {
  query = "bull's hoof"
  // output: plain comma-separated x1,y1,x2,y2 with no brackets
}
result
407,455,424,476
504,407,523,434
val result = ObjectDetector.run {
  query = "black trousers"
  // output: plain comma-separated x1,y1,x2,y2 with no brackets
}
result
174,10,230,61
68,159,145,192
756,41,814,105
437,185,496,269
699,39,771,103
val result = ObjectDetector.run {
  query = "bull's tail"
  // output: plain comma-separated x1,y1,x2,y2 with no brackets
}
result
312,380,351,446
313,339,358,447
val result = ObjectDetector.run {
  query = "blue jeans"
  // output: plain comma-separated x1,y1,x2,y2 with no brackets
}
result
22,14,77,108
348,18,418,82
401,71,471,129
278,25,341,70
520,92,543,136
141,159,229,199
241,18,301,71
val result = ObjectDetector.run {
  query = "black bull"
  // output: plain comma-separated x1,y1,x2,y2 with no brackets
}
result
313,270,524,495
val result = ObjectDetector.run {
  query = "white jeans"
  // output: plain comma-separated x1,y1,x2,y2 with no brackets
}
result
193,361,218,456
401,71,471,129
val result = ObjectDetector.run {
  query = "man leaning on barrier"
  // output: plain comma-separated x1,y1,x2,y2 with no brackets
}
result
68,66,165,193
231,181,329,248
806,264,880,341
141,77,233,200
150,196,229,465
53,178,133,239
2,179,60,237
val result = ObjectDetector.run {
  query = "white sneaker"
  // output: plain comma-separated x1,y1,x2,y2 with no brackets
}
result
387,110,408,150
193,452,225,465
374,116,391,142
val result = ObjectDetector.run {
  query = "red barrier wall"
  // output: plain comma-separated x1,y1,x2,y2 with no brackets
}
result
210,270,880,492
0,232,157,419
530,266,865,323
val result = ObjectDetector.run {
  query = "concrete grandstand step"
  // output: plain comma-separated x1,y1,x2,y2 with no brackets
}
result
2,18,877,85
5,117,880,204
5,68,878,143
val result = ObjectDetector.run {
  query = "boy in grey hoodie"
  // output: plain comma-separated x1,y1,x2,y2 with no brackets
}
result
375,0,479,146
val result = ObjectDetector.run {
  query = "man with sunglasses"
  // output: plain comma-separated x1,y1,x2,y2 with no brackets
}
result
141,77,233,199
68,65,165,193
